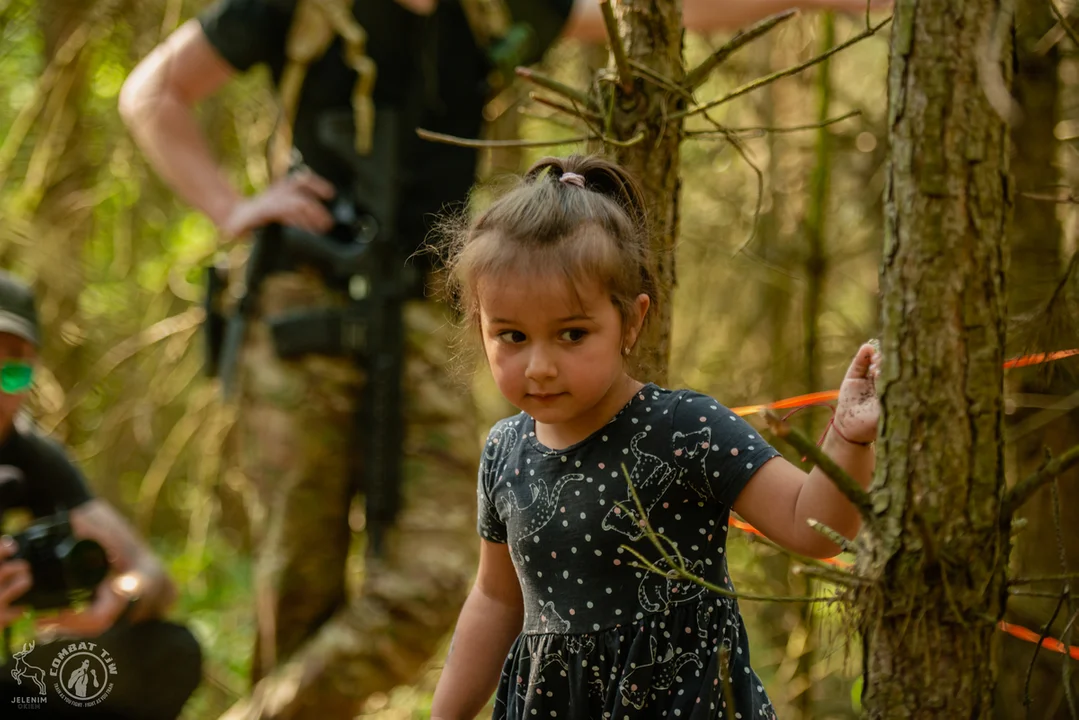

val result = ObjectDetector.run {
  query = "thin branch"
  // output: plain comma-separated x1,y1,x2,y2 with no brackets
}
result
1024,589,1068,716
685,110,861,138
727,132,766,258
529,93,603,122
731,518,852,573
601,131,647,148
599,0,633,93
762,409,875,523
1063,606,1079,719
628,59,694,102
792,563,868,587
672,16,892,121
415,128,593,149
807,518,856,554
514,67,599,114
1004,444,1079,518
625,555,829,603
1051,1,1079,50
1020,190,1079,204
1010,588,1078,599
619,465,828,604
977,0,1022,126
685,9,798,90
1011,573,1079,587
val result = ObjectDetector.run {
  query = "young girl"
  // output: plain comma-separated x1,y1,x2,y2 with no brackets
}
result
430,156,879,720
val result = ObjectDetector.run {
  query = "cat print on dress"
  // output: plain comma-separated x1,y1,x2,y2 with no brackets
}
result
672,426,715,501
637,557,707,613
497,472,585,565
618,636,703,710
536,600,571,634
601,431,675,540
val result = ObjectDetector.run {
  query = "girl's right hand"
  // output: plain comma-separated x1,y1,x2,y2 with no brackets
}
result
0,536,32,627
218,170,336,239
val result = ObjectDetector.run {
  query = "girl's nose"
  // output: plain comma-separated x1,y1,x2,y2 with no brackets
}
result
524,346,557,381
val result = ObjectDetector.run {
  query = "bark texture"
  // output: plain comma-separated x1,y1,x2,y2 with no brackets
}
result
607,0,684,384
863,1,1012,717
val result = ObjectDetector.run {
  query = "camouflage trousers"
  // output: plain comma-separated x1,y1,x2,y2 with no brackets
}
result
233,269,480,695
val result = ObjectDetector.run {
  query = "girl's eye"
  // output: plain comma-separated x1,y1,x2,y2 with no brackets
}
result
559,328,587,342
497,330,526,344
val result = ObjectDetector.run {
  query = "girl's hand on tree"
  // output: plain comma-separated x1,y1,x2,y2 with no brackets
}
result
834,341,881,445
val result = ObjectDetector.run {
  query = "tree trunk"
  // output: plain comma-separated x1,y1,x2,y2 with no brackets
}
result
606,0,683,384
862,1,1012,717
995,2,1079,716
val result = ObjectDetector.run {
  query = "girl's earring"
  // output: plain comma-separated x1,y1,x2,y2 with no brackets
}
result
622,346,631,356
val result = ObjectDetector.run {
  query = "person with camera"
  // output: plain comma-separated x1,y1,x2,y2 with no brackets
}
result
0,272,201,719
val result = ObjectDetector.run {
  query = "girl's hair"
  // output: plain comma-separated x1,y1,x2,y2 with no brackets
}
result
441,154,657,344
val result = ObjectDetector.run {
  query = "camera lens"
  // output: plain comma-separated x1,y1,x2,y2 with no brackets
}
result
61,538,109,590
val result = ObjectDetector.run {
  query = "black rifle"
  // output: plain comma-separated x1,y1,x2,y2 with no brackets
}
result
210,109,408,557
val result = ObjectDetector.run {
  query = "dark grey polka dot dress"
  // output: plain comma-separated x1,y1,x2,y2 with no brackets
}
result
478,384,782,719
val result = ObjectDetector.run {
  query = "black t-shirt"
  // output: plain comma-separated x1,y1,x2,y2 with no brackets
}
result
198,0,574,260
0,417,92,519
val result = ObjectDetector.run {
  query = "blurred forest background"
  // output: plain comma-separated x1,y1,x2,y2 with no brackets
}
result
1,0,1074,718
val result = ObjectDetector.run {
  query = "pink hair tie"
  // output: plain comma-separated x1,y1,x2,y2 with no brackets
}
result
560,172,586,188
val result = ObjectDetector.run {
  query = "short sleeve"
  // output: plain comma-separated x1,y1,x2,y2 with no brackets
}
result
36,434,93,510
671,390,780,509
477,426,508,544
197,0,291,73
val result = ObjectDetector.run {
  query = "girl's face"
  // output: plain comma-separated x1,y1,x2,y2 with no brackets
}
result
478,272,648,445
0,333,34,439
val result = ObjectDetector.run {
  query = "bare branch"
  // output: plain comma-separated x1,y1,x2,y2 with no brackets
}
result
672,16,892,121
977,0,1022,126
1050,1,1079,50
619,465,829,604
1023,589,1068,713
416,128,593,149
685,110,861,138
599,0,633,94
1004,444,1079,518
685,9,798,90
762,409,876,523
515,67,599,114
1010,573,1079,587
529,93,603,122
807,518,856,554
792,563,868,587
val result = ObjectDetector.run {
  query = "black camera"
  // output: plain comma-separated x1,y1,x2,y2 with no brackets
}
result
9,512,109,610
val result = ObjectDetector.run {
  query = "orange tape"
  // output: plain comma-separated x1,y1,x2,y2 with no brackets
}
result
729,521,1079,660
725,350,1079,657
730,349,1079,418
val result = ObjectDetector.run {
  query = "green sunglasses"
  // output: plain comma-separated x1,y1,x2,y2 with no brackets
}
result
0,361,33,394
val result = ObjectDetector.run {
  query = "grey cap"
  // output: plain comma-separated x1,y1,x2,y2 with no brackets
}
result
0,271,39,346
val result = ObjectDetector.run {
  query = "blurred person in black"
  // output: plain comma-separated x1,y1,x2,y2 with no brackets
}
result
0,271,201,719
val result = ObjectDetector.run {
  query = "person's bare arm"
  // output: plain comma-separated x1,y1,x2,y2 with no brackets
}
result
563,0,892,42
431,540,524,720
37,500,176,637
119,20,334,238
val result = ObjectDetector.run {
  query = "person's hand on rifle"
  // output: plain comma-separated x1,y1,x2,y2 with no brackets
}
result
218,169,336,240
0,536,31,628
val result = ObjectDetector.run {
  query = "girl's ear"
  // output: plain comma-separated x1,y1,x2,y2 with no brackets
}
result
624,293,651,351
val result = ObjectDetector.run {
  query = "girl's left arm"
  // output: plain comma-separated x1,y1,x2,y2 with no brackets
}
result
733,343,880,558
